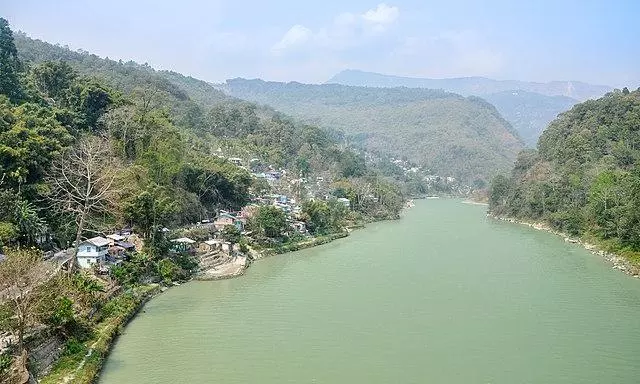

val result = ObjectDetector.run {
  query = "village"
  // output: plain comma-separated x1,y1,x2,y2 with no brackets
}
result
25,153,356,283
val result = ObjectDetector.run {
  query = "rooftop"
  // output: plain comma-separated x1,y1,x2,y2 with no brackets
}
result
83,236,111,247
171,237,196,244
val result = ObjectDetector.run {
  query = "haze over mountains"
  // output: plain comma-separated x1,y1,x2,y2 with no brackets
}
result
327,70,614,147
327,70,612,101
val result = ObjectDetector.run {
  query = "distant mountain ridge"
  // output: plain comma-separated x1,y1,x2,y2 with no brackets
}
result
327,69,612,101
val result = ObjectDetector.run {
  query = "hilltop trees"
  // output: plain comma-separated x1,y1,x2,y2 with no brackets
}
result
489,89,640,253
0,18,22,102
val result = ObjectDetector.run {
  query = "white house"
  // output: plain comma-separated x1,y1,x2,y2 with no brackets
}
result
337,197,351,208
77,236,110,269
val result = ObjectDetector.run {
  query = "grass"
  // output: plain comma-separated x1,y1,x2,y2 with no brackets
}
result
40,284,160,384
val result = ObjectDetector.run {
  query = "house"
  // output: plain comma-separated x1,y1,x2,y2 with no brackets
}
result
337,197,351,208
201,239,232,253
77,236,110,269
107,233,125,241
214,212,245,232
171,237,196,252
228,157,243,166
291,221,307,234
106,233,126,245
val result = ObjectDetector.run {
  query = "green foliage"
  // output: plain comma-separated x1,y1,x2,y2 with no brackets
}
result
483,90,578,147
42,296,75,328
224,78,524,182
253,205,287,238
0,221,17,247
123,184,177,238
221,225,242,245
301,199,347,235
0,18,23,102
63,338,87,357
489,89,640,254
156,258,181,283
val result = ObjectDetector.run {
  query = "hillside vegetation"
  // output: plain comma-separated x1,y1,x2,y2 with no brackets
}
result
1,19,409,382
489,88,640,264
327,69,599,147
483,90,578,146
223,78,524,184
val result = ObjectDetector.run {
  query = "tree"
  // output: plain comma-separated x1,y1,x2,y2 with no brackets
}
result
46,137,120,270
254,205,287,238
302,200,331,235
0,98,73,190
0,18,22,102
221,225,241,248
30,60,77,102
0,249,55,369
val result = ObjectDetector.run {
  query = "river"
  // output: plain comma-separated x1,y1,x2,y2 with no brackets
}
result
99,199,640,383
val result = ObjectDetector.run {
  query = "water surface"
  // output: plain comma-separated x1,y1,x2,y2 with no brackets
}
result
100,200,640,383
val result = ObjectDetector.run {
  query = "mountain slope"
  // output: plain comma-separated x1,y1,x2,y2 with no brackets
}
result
489,88,640,263
327,69,612,100
326,69,612,146
222,78,524,183
482,90,578,147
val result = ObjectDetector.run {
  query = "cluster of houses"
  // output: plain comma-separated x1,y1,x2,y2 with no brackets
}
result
68,152,356,272
76,232,136,270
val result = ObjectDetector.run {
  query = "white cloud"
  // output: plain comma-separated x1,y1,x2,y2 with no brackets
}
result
271,3,400,55
362,3,399,26
272,24,313,54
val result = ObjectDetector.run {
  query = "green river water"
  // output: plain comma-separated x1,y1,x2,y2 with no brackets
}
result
99,200,640,383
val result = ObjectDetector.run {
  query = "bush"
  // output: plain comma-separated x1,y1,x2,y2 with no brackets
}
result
63,338,87,357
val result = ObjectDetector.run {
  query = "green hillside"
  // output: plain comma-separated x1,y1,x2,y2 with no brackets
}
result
483,90,577,146
489,88,640,264
326,69,600,146
222,78,524,184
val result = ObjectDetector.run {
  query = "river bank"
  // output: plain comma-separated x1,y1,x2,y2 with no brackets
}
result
488,214,640,278
38,228,358,382
39,284,161,384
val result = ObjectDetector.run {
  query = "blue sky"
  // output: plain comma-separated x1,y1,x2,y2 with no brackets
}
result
3,0,639,87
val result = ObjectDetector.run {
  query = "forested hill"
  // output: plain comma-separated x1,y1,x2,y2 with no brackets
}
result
327,69,602,148
482,90,578,147
327,69,612,100
489,88,640,262
1,24,409,257
222,78,524,184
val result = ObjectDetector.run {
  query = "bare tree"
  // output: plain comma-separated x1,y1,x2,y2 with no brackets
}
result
46,136,120,271
0,249,55,381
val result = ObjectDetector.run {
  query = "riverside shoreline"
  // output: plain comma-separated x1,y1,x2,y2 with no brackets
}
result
43,226,362,383
488,214,640,278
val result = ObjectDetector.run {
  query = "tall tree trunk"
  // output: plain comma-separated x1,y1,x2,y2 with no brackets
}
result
70,210,86,273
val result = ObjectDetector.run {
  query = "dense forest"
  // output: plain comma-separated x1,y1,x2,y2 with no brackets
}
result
222,78,524,184
482,90,577,147
489,88,640,262
0,23,409,257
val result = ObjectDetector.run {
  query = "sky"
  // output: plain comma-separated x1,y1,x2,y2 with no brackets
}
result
3,0,639,87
